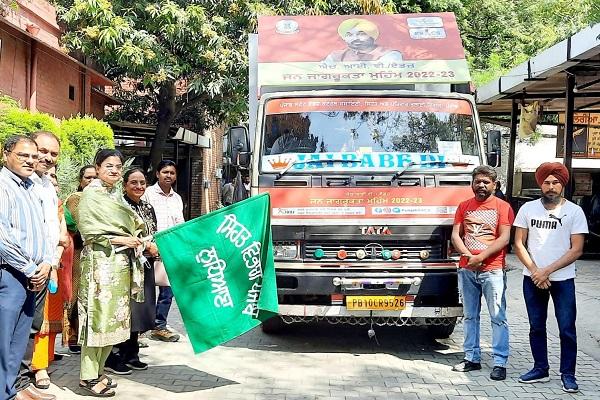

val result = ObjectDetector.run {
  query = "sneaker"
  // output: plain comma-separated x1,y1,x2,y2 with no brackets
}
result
519,368,550,383
125,360,148,371
68,345,81,354
104,361,132,375
561,374,579,393
490,366,507,381
150,328,180,342
452,360,482,372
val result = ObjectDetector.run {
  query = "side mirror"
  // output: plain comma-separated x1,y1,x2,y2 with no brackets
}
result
486,130,501,167
224,126,251,168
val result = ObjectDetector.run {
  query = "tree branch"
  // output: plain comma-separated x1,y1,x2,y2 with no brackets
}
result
176,92,224,112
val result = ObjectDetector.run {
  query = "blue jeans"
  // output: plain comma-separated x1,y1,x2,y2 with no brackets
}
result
0,267,35,399
523,276,577,376
458,268,509,367
155,286,173,330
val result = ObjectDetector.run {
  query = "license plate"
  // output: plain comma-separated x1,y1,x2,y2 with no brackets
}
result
346,296,406,311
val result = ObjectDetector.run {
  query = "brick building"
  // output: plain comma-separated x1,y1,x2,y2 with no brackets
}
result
1,0,226,219
0,0,117,118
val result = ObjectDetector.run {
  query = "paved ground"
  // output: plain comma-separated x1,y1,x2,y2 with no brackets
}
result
42,254,600,400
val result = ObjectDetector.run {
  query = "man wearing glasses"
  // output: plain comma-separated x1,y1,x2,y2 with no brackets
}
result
11,132,62,400
0,135,53,400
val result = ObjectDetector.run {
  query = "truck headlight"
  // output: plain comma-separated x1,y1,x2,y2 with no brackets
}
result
273,242,298,259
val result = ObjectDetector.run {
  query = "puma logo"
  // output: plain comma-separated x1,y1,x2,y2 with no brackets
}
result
549,214,566,226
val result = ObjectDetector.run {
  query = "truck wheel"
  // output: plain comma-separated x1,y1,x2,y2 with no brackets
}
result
261,316,286,334
427,319,457,339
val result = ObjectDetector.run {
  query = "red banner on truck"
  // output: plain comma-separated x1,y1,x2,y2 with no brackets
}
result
261,187,473,220
257,13,470,88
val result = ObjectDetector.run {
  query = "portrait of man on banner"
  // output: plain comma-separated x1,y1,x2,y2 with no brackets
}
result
323,18,403,63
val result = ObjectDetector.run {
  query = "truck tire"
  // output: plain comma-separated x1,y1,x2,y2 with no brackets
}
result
427,319,457,339
261,315,286,334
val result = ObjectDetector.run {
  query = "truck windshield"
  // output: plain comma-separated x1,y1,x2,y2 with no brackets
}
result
262,97,478,158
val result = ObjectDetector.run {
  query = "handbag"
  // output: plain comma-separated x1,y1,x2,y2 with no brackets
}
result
153,260,170,286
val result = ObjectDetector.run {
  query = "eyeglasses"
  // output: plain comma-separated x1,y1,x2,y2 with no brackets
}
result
6,151,39,162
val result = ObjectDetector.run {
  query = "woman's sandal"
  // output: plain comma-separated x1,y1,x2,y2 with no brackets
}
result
98,374,118,388
34,370,50,390
79,379,116,397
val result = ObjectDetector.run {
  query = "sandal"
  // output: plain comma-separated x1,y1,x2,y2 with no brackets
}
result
34,370,50,389
98,374,118,388
79,379,116,397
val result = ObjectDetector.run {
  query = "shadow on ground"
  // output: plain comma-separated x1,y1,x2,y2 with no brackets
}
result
121,364,237,393
225,322,456,358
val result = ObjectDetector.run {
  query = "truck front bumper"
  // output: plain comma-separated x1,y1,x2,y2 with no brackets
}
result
278,304,463,318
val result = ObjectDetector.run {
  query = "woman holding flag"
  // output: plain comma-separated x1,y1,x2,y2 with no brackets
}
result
104,168,159,374
76,149,148,397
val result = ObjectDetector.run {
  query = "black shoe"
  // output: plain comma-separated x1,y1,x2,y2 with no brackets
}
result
125,360,148,371
69,345,81,354
490,366,507,381
452,360,482,372
104,362,132,375
53,353,64,361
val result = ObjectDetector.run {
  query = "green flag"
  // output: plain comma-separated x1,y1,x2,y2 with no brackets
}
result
154,193,278,353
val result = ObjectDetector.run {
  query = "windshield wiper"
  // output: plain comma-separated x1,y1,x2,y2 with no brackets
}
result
392,160,475,181
276,157,361,179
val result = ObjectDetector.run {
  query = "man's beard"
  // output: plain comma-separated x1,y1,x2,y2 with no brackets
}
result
541,192,561,205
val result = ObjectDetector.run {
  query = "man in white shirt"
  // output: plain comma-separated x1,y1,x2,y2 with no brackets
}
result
513,162,588,394
142,160,185,342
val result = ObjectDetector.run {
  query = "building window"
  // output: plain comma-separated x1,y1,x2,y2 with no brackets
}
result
69,85,75,101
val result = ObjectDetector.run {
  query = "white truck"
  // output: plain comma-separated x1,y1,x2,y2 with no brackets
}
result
225,13,499,337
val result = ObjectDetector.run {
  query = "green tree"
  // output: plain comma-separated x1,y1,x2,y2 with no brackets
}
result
459,0,600,86
55,0,463,171
57,0,254,171
55,0,599,166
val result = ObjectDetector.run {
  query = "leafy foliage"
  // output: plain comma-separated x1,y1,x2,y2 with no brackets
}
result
0,107,62,146
60,115,115,164
0,93,19,109
460,0,600,86
54,0,600,163
0,102,114,198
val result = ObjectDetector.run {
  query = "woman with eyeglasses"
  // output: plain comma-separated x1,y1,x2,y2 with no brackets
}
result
104,168,158,374
75,149,147,397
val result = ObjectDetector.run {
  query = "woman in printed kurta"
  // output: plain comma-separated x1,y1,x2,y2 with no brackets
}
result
76,150,145,397
105,168,158,373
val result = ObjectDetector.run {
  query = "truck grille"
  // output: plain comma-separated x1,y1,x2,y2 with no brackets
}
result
304,241,443,261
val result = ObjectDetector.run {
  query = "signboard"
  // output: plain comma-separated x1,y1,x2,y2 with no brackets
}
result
556,112,600,158
257,13,470,88
265,97,473,115
260,187,473,220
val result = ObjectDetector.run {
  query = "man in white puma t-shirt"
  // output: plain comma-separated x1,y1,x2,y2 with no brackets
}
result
513,162,588,393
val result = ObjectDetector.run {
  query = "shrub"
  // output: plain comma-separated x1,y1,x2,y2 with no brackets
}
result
0,93,19,109
60,115,114,164
0,106,115,199
0,107,63,146
57,116,115,198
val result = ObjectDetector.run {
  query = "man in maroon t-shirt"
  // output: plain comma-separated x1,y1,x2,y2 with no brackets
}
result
451,165,514,381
